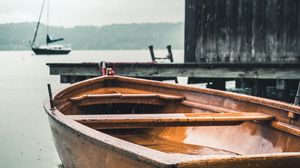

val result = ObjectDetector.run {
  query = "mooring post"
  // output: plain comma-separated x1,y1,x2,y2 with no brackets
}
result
148,45,156,62
100,61,106,76
294,81,300,106
252,79,261,97
47,84,55,109
166,45,174,63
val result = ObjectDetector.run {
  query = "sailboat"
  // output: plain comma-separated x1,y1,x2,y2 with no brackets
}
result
31,0,71,55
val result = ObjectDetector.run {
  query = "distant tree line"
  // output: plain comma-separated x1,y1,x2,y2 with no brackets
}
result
0,22,184,50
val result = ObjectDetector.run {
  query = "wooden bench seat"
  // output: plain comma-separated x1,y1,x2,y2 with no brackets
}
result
69,93,185,106
67,112,274,129
271,121,300,137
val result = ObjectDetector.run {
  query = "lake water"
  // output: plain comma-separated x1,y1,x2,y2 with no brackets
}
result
0,50,184,168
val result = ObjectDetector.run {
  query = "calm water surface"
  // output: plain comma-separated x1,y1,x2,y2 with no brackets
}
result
0,50,183,168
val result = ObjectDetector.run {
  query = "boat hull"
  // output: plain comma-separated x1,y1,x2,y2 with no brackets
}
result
44,76,300,168
47,112,300,168
47,113,162,168
32,47,71,55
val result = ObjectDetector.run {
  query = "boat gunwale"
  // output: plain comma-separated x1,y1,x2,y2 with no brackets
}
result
176,153,300,167
55,75,300,115
44,101,300,166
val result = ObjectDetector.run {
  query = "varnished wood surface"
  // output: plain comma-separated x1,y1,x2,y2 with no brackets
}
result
70,93,184,107
47,108,300,168
48,115,166,168
67,112,274,129
112,133,239,156
271,121,300,137
45,75,300,168
177,154,300,168
70,93,184,101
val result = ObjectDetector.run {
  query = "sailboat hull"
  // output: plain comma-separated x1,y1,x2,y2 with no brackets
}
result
32,47,71,55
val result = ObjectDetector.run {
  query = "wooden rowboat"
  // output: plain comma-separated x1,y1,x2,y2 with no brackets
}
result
44,75,300,168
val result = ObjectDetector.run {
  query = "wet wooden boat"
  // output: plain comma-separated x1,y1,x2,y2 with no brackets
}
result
44,75,300,168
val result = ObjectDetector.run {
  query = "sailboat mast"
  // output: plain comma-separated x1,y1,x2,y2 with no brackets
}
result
47,0,49,45
32,0,46,47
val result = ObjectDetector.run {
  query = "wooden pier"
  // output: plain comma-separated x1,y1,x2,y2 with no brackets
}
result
48,62,300,81
47,62,300,102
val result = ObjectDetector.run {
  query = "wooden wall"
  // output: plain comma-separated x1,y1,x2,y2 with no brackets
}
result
185,0,300,63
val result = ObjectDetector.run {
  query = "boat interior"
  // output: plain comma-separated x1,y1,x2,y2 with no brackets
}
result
53,77,300,157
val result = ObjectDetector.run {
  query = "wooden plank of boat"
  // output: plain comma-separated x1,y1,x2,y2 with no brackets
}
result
69,93,185,106
69,93,239,114
70,93,185,101
271,121,300,137
67,112,274,129
112,133,240,156
181,100,241,114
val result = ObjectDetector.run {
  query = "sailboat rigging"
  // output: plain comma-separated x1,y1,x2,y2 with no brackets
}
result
31,0,71,55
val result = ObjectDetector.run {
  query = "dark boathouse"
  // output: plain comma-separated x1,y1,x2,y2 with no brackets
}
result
184,0,300,102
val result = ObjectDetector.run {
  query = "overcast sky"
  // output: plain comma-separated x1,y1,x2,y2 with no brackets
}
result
0,0,184,27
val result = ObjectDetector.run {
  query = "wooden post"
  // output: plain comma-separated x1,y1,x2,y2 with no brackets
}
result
295,81,300,105
148,45,156,62
252,79,261,97
255,80,268,98
276,79,287,102
100,61,106,76
47,84,55,109
236,78,247,88
166,45,174,63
